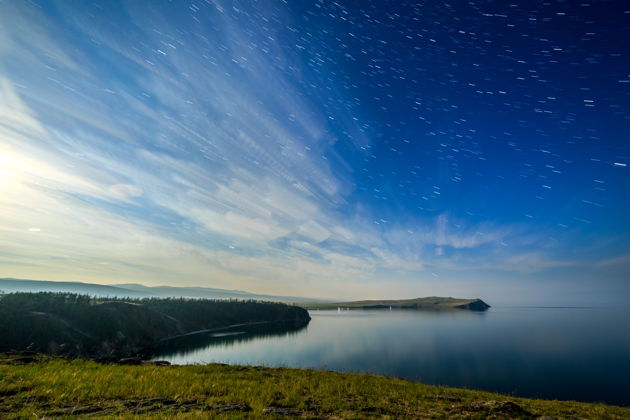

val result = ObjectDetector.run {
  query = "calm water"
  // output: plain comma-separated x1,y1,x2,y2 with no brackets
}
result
150,307,630,406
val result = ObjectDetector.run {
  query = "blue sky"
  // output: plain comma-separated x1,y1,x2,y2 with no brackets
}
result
0,0,628,304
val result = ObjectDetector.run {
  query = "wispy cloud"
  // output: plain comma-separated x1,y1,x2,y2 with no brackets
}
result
0,1,618,299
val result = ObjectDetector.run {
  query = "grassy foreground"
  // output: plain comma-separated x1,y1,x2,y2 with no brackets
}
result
1,354,628,419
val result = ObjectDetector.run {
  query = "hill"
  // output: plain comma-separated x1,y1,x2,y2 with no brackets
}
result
0,278,321,301
112,282,319,301
299,296,490,311
0,278,149,297
0,292,310,358
0,354,627,418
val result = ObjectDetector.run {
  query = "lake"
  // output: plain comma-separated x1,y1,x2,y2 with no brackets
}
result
150,306,630,406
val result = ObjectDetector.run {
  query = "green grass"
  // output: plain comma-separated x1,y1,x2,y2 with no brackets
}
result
1,354,628,419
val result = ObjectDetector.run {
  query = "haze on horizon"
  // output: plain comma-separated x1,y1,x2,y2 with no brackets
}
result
0,1,628,306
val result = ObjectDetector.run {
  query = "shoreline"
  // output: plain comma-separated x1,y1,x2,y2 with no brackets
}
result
1,353,628,418
153,320,272,343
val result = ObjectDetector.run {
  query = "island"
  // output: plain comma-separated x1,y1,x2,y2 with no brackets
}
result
297,296,491,311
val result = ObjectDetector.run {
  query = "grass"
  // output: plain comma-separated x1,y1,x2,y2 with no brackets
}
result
1,354,628,419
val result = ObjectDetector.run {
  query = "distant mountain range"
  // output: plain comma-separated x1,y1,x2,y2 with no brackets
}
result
0,278,323,302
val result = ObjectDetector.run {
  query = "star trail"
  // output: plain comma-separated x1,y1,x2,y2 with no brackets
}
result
0,0,628,304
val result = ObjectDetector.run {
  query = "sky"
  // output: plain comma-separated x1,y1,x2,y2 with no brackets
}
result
0,0,628,305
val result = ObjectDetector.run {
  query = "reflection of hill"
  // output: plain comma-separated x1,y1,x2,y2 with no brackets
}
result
149,321,309,359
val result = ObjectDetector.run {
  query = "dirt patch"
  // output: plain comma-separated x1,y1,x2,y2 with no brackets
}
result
46,404,114,416
263,405,302,416
468,400,533,418
209,402,251,412
428,393,463,402
13,397,251,417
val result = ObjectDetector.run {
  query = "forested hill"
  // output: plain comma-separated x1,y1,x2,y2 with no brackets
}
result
0,293,310,358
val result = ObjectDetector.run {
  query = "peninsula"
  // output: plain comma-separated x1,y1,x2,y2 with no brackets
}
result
298,296,491,311
0,292,310,359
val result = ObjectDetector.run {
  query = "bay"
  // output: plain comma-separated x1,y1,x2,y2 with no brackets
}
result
150,307,630,406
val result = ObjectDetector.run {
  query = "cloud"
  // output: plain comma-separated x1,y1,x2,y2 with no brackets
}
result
298,220,331,243
0,1,608,299
108,184,143,202
593,254,630,269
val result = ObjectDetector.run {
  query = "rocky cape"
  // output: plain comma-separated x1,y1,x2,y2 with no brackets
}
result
298,296,491,311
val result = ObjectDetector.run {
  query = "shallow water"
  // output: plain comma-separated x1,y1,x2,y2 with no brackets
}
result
151,307,630,406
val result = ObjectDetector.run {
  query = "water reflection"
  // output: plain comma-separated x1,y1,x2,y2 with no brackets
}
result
149,320,309,360
151,307,630,406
